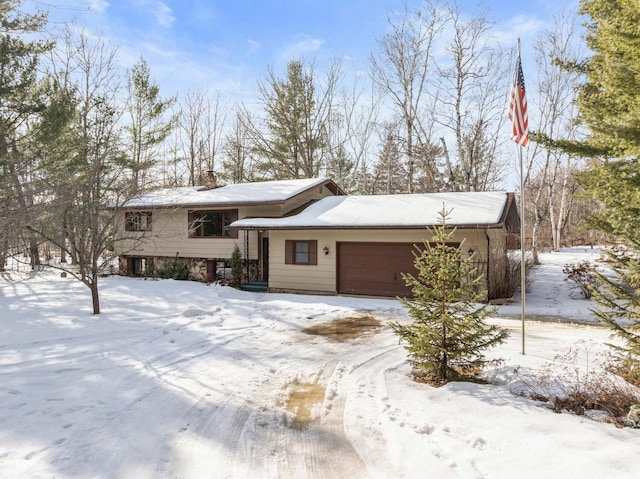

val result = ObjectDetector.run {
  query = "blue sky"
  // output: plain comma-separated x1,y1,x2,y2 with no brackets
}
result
34,0,579,103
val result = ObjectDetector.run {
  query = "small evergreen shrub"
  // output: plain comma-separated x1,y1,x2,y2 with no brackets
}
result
155,253,190,280
389,207,509,386
229,244,242,288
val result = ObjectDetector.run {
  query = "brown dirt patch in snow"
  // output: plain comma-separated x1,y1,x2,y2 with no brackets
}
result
302,315,381,341
282,382,326,430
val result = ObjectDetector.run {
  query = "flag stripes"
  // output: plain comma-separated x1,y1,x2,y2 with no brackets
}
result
508,55,529,147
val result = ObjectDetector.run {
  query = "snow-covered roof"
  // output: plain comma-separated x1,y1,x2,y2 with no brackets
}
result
232,191,513,229
122,178,335,209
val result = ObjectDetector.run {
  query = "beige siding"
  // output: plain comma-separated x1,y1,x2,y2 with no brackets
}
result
115,207,259,260
268,228,492,294
114,184,338,262
269,231,336,292
486,228,509,298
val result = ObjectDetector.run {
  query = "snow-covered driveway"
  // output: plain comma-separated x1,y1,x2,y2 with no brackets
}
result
0,275,405,478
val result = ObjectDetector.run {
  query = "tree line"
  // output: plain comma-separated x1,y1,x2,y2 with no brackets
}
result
0,0,620,313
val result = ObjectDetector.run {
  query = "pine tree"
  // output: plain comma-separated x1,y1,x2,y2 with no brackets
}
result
560,0,640,385
590,253,640,386
390,207,509,385
576,0,640,159
125,57,176,192
0,0,52,269
579,160,640,385
230,243,242,288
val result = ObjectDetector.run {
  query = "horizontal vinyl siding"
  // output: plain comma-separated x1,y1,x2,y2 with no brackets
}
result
115,208,259,260
269,231,336,292
268,228,491,295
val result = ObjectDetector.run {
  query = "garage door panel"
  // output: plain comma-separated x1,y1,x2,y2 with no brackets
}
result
337,242,416,297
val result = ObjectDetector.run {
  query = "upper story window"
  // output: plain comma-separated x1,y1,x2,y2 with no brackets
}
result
125,211,152,232
188,209,238,238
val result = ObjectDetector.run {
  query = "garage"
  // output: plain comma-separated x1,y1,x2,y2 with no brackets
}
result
232,191,519,300
337,242,417,297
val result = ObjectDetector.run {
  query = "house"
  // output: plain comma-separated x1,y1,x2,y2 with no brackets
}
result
114,177,519,300
231,191,519,300
114,177,344,282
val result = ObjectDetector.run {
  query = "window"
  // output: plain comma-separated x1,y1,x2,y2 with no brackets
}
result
285,240,317,265
188,209,238,238
128,257,152,276
125,211,152,232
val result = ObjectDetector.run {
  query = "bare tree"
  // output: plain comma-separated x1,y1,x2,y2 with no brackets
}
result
370,0,445,193
30,29,132,314
526,9,585,261
324,69,381,193
175,89,227,186
220,107,259,184
435,4,509,192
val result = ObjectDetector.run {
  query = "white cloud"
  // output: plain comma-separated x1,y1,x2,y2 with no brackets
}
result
133,0,175,28
279,34,325,61
246,38,261,56
153,1,175,28
491,15,549,50
88,0,109,13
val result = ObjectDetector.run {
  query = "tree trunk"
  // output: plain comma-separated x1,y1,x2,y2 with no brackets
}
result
554,166,571,251
90,280,100,314
29,236,40,269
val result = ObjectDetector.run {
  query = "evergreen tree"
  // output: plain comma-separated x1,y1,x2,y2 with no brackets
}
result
125,57,176,192
579,160,640,385
560,0,640,384
246,59,339,180
229,244,242,288
371,129,405,194
0,0,51,269
575,0,640,159
390,208,508,385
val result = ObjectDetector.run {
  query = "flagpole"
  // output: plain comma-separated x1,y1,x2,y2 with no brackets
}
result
517,38,526,356
509,38,528,355
519,136,526,356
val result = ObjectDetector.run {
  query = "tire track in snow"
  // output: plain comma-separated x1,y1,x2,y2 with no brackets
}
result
214,360,369,479
46,325,253,477
342,344,407,479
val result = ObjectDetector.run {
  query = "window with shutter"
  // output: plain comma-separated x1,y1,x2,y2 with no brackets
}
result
285,240,317,265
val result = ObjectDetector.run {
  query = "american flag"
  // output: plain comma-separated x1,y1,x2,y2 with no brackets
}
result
508,55,529,147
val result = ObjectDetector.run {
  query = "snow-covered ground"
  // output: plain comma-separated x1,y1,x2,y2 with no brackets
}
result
1,247,638,478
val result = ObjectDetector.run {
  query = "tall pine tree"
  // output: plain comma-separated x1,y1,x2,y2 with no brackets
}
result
0,0,51,269
390,208,508,385
562,0,640,384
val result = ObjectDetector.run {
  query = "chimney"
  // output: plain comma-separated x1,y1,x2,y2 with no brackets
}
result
204,170,218,190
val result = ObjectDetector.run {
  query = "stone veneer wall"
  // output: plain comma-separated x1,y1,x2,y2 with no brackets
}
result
119,255,259,283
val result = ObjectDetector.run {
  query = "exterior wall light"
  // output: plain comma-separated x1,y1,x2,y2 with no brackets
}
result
323,246,329,256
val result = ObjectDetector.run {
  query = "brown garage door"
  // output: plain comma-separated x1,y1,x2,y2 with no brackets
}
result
337,242,417,297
